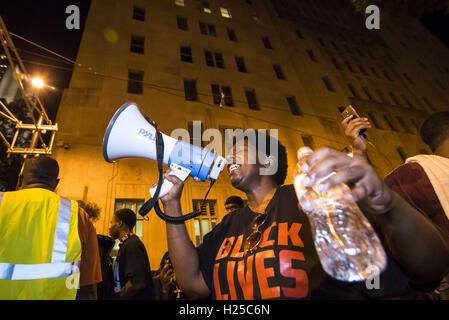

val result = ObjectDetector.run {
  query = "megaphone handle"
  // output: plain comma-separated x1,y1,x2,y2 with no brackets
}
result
149,163,191,198
150,179,173,198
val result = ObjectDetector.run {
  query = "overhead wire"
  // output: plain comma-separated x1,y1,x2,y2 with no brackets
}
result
7,31,373,149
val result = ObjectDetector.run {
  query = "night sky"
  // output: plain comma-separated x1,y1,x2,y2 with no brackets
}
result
0,0,91,121
0,1,447,122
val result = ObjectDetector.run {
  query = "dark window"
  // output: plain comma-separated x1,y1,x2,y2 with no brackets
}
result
244,89,259,110
273,64,286,80
382,69,393,81
214,52,224,68
227,28,237,41
375,89,386,103
403,73,415,85
210,84,233,106
331,58,342,70
211,84,221,104
396,116,412,133
358,64,369,76
367,112,382,129
180,46,193,63
204,50,224,68
306,50,318,62
208,24,216,36
262,36,273,49
383,114,398,131
205,50,214,66
286,96,302,116
199,22,216,36
423,97,436,111
362,87,374,101
221,86,234,106
177,16,188,30
130,35,145,54
127,69,143,94
347,84,360,98
401,94,413,108
235,57,247,73
435,78,446,90
184,79,198,101
133,6,145,21
396,147,407,162
346,61,356,73
371,67,381,78
301,135,315,149
389,92,400,106
322,76,335,92
199,22,208,34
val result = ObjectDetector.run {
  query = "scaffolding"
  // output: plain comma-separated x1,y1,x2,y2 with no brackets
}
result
0,15,57,157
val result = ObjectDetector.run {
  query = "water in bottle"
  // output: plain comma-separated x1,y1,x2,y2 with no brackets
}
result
294,147,387,282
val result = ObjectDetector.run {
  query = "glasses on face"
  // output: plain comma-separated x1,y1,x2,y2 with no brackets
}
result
243,213,268,255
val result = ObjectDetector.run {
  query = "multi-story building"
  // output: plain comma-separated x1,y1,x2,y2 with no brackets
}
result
53,0,449,269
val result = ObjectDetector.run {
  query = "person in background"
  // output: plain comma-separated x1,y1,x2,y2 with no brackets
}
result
342,111,449,299
109,208,155,299
156,252,184,300
78,200,115,299
0,157,102,300
224,195,245,215
78,200,101,222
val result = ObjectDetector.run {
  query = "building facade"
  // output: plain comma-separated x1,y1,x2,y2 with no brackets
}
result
53,0,449,269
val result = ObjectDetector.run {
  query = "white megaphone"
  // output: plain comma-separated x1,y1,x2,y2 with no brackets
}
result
103,102,227,199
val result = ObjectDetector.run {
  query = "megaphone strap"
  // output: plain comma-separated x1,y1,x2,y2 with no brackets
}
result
138,122,215,223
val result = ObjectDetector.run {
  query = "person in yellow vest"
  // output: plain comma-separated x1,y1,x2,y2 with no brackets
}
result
0,157,102,300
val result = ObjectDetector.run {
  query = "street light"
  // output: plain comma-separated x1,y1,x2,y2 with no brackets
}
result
31,77,44,89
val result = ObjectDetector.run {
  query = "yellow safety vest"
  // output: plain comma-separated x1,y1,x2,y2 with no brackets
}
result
0,188,82,300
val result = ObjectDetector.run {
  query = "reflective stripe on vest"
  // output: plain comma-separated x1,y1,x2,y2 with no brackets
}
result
0,261,80,280
0,193,80,280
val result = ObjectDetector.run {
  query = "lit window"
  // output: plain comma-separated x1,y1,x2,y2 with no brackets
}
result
175,0,185,6
203,2,211,13
220,7,232,18
193,200,217,245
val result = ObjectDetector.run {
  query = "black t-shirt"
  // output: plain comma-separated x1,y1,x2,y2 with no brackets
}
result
197,185,434,300
116,234,155,300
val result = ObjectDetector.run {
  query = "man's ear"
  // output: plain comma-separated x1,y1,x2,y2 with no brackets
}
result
262,155,276,168
259,155,278,176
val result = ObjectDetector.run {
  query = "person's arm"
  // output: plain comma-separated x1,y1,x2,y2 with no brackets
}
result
341,116,371,157
303,148,449,285
370,190,449,284
114,280,146,300
161,173,211,299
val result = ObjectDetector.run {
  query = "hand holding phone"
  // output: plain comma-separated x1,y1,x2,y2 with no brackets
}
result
341,105,368,138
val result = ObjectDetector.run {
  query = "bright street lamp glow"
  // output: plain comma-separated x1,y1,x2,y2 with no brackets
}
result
31,77,44,89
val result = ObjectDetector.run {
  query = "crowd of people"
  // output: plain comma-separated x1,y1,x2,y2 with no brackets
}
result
0,110,448,300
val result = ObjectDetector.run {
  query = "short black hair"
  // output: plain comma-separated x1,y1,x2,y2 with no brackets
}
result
225,196,244,207
233,131,288,186
420,111,449,152
22,156,59,185
114,208,136,229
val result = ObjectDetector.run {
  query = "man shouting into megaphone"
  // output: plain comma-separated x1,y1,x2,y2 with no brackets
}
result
161,132,449,300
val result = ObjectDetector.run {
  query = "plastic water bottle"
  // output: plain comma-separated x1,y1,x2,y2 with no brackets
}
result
293,147,387,282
